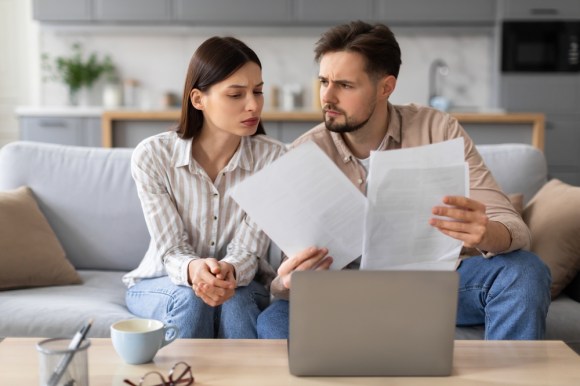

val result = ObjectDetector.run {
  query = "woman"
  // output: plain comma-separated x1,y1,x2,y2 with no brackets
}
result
122,37,285,338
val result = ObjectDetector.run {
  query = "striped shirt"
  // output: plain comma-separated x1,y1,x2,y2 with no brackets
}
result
122,131,286,288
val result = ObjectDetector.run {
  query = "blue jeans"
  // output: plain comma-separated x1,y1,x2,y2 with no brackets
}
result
257,250,552,340
126,276,270,338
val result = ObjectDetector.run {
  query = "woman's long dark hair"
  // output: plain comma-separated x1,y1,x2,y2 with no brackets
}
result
177,36,266,139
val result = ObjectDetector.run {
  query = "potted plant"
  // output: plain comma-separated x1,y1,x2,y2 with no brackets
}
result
42,43,116,106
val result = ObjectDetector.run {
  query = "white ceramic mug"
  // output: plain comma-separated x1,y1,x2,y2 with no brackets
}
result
110,319,179,364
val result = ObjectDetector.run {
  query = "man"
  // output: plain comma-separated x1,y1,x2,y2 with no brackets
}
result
257,20,551,340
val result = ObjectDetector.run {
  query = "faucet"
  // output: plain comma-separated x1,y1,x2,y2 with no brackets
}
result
428,59,450,111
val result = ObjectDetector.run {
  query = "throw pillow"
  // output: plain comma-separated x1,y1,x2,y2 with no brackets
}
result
523,179,580,298
0,186,81,290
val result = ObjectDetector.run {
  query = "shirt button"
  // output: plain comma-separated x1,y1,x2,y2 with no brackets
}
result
358,178,364,184
210,241,215,246
213,193,218,197
344,156,350,162
213,216,217,220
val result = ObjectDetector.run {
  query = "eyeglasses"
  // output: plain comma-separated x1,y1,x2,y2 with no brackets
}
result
123,361,194,386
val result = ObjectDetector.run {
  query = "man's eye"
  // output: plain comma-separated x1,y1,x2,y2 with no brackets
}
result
319,80,328,86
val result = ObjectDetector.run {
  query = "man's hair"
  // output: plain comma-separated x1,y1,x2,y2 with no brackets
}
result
314,20,402,79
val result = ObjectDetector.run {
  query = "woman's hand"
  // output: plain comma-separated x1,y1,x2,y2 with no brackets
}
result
188,259,236,307
278,247,333,290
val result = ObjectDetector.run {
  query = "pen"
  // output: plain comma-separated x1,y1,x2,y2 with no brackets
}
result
46,318,93,386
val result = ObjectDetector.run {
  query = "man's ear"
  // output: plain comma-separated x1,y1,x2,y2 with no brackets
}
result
190,89,204,110
378,75,397,100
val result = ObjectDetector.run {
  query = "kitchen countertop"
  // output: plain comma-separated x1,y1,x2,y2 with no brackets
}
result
101,108,545,150
16,106,545,150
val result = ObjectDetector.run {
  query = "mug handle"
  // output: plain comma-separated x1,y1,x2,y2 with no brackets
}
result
161,324,179,347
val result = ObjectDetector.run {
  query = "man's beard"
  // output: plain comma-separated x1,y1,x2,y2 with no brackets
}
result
323,102,375,133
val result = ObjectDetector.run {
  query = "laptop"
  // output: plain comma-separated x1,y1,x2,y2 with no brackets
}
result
288,270,459,377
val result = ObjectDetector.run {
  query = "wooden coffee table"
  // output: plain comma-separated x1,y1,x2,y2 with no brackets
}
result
1,338,579,385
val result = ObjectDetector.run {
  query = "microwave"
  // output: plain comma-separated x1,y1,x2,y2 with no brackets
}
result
501,21,580,72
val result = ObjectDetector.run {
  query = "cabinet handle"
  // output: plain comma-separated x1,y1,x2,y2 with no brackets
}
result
39,120,67,128
530,8,558,16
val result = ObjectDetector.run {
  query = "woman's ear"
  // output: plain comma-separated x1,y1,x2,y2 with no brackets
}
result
190,89,204,110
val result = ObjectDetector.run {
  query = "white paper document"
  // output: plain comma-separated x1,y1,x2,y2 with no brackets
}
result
362,137,469,270
231,138,468,272
230,141,366,270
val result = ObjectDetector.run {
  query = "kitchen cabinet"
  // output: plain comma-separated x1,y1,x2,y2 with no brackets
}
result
375,0,497,25
501,0,580,20
544,114,580,185
500,74,580,186
33,0,92,21
264,121,316,143
500,75,580,114
33,0,499,26
174,0,292,24
20,116,102,147
293,0,374,24
94,0,172,22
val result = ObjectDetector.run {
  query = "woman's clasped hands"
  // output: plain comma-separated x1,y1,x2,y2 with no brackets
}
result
188,259,236,307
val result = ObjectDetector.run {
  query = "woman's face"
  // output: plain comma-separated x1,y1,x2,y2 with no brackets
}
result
193,61,264,138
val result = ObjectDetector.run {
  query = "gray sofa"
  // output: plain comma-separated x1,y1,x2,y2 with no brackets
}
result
0,141,579,351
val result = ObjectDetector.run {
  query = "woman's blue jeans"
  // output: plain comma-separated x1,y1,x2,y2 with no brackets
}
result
257,250,552,340
126,276,269,338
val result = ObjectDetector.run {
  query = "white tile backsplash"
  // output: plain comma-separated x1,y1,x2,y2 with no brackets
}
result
39,27,494,111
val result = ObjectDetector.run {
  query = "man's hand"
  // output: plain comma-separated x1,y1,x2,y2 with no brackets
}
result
188,259,236,307
278,247,333,290
429,196,489,248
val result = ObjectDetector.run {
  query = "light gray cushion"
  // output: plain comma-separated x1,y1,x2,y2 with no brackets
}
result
0,141,149,271
0,270,134,338
477,144,548,204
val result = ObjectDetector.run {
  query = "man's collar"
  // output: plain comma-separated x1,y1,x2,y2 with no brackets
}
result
330,102,400,162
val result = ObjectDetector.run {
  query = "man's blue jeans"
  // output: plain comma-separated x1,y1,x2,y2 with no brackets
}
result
126,276,269,338
257,250,552,340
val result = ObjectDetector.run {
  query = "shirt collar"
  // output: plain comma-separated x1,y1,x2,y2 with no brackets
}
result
330,102,401,163
172,135,253,173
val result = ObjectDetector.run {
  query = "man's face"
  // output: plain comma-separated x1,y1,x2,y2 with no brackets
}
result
318,51,379,134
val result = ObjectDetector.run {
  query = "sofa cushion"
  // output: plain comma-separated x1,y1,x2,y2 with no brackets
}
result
477,144,547,204
523,179,580,298
0,270,134,338
0,186,81,290
0,142,149,271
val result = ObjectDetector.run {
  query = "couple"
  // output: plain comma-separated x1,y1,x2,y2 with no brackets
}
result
122,21,551,340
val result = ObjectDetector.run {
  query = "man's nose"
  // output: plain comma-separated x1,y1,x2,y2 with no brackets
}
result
321,84,337,105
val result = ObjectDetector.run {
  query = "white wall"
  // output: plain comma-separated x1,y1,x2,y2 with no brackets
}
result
0,0,38,146
38,25,495,111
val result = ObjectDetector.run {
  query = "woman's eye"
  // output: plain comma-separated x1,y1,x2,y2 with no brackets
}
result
254,90,264,95
229,94,242,99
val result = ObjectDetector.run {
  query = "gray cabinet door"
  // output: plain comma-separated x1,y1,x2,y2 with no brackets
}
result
501,0,580,20
20,117,102,147
545,117,580,167
294,0,374,24
500,75,580,113
33,0,92,21
174,0,292,24
376,0,497,24
94,0,172,22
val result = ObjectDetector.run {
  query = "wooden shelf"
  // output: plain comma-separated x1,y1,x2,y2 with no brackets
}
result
101,109,544,150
